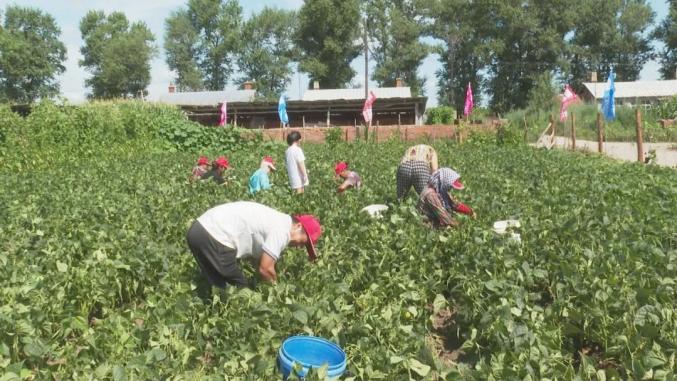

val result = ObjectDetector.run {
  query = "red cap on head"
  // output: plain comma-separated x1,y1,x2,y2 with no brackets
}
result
263,155,274,164
334,161,348,175
295,214,322,261
214,156,229,169
197,156,210,166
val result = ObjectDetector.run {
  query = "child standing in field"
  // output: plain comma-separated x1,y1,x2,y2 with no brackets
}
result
201,156,230,185
190,156,211,182
418,168,475,228
285,131,309,194
249,156,277,194
334,161,362,193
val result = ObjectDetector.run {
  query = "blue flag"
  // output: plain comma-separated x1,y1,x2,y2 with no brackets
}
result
602,69,615,121
278,95,289,126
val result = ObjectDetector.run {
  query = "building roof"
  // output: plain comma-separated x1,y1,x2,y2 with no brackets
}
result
302,87,412,101
158,89,256,106
582,80,677,100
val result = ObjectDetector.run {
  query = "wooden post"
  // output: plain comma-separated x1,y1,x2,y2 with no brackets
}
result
571,113,576,150
326,109,330,127
635,108,644,163
302,115,306,128
376,120,380,143
397,113,401,127
523,114,528,144
596,111,604,153
234,112,238,127
405,126,408,141
549,114,556,137
345,127,348,142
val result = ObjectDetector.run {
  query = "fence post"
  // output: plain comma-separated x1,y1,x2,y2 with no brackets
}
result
596,111,604,153
571,113,576,150
523,115,528,144
635,108,644,163
549,114,556,137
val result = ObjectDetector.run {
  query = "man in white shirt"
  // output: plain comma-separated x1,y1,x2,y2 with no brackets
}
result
285,131,309,193
186,201,322,288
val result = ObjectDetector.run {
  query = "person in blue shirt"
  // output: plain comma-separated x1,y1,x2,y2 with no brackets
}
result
249,156,277,194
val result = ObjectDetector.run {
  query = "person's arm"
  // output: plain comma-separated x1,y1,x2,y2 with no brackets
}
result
258,253,277,283
337,180,352,193
297,160,307,182
430,149,439,172
448,194,475,217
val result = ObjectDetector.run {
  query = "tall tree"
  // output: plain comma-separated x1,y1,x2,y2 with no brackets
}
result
164,0,242,91
421,0,492,113
568,0,655,88
487,0,577,113
654,0,676,79
0,6,66,103
236,8,297,99
297,0,361,89
366,0,429,95
79,11,156,99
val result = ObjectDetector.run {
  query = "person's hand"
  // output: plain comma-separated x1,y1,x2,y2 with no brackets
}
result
470,209,477,219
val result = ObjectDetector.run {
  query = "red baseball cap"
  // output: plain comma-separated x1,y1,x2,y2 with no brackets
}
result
334,161,348,175
263,156,276,170
295,214,322,261
451,179,465,190
197,156,210,166
214,156,229,169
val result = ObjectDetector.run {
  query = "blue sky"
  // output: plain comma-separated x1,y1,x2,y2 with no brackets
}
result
0,0,669,105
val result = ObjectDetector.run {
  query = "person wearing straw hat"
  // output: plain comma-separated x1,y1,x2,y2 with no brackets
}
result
397,144,439,199
190,156,211,182
186,201,322,287
418,168,475,228
334,161,362,193
249,156,277,194
201,156,230,185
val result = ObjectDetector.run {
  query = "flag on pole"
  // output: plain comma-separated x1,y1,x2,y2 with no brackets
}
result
463,82,474,117
278,94,289,126
602,69,616,121
219,101,227,126
559,85,579,121
362,91,377,124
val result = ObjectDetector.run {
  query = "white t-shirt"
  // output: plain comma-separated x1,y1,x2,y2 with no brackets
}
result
197,201,292,261
285,144,307,189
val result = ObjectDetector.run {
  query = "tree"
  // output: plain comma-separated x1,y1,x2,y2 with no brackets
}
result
297,0,361,88
366,0,429,96
421,0,492,113
0,6,66,103
568,0,655,88
79,11,156,99
164,0,242,91
236,8,297,99
654,0,676,79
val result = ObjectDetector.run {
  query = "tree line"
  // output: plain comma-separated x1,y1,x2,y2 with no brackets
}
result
0,0,675,114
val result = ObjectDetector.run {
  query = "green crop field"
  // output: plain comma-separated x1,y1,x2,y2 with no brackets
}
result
0,102,675,380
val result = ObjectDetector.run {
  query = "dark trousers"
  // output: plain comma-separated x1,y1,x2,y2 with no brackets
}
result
396,160,431,199
186,221,249,288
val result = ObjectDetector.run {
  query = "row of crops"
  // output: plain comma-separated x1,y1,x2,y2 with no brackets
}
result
0,102,675,380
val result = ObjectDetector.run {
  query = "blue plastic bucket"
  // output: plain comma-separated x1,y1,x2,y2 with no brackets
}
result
277,336,347,380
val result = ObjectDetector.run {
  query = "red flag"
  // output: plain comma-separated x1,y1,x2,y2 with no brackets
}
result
219,101,227,126
559,85,578,121
463,83,474,117
362,91,377,123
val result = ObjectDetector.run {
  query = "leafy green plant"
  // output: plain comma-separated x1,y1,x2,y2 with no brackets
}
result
425,106,456,125
323,126,344,146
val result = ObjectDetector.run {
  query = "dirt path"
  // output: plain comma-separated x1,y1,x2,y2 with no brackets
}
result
539,137,677,167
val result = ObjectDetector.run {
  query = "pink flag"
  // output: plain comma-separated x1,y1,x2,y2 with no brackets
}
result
219,101,227,126
463,83,474,117
362,91,377,124
559,85,578,122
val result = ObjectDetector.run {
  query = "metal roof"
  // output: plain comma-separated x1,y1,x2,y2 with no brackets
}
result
582,80,677,100
302,87,412,101
157,90,256,106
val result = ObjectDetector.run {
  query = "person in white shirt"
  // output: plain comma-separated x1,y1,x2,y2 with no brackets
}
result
285,131,309,193
186,201,322,288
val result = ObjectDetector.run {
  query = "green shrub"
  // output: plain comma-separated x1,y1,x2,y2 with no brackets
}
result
323,126,344,146
425,106,456,125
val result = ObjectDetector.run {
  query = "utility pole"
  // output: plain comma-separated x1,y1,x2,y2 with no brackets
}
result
364,15,369,99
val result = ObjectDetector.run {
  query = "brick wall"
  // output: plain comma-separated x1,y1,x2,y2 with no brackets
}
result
254,124,497,143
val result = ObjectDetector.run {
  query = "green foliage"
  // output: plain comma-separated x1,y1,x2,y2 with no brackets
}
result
526,72,558,114
1,121,675,379
366,0,430,96
653,1,676,80
79,11,156,99
0,5,66,103
236,8,298,99
425,106,456,125
164,0,243,91
323,126,344,146
297,0,361,88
